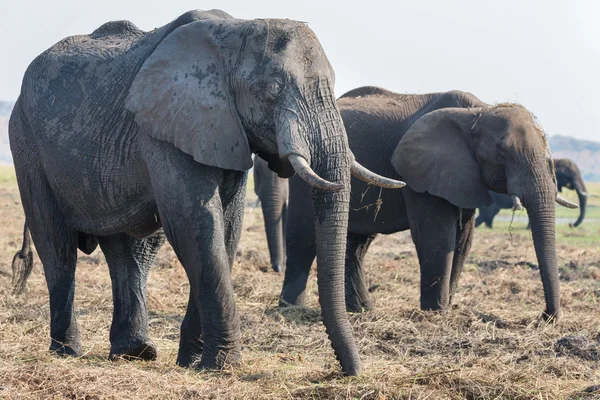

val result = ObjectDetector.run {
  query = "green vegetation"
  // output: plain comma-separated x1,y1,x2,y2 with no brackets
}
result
0,165,15,183
477,182,600,247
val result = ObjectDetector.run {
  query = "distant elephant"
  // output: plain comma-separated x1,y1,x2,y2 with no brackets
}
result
9,11,404,376
280,87,577,320
476,158,588,228
253,157,289,273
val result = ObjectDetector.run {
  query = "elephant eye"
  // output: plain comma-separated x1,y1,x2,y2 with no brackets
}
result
266,80,283,97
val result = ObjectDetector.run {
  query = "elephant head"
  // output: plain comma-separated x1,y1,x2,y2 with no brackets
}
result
125,17,404,375
393,104,577,321
554,158,588,227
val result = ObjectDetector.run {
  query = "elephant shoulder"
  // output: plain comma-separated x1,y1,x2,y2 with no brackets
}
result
90,20,144,39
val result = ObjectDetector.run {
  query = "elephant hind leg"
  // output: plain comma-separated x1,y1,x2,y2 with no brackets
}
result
345,233,377,313
448,209,476,305
14,158,81,356
98,231,166,361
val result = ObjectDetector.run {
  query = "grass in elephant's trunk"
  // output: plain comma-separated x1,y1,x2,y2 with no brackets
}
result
1,168,600,398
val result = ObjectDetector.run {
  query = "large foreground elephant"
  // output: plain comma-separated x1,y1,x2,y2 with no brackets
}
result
9,11,404,376
253,157,289,273
280,87,576,319
476,158,588,228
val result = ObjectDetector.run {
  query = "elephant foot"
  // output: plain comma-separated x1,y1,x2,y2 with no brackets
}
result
50,339,82,357
109,338,157,361
345,294,373,313
420,300,449,313
176,340,203,368
197,345,241,370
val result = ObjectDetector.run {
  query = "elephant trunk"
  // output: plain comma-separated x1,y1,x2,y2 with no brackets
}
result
275,78,361,375
524,188,561,320
260,183,287,272
572,187,587,228
311,125,361,377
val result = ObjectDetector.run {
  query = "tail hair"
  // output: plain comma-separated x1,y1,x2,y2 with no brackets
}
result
12,221,34,295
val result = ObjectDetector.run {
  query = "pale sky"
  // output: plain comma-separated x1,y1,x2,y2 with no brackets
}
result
1,0,599,141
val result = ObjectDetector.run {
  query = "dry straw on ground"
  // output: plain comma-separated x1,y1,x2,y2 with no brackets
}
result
0,171,599,399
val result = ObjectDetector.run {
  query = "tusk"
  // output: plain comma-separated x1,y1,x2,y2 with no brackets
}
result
288,154,344,192
511,195,524,211
579,191,588,197
351,160,406,189
556,195,578,209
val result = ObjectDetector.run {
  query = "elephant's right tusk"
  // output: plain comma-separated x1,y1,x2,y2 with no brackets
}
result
288,154,344,192
511,195,524,211
351,160,406,189
556,195,578,209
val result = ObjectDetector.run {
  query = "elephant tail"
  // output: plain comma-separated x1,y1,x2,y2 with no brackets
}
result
12,221,34,295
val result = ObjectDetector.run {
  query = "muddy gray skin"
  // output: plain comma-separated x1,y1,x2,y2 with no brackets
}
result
253,157,288,273
8,11,403,376
280,86,571,321
476,158,587,228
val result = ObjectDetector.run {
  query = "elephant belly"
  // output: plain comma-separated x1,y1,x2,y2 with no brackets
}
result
41,153,160,237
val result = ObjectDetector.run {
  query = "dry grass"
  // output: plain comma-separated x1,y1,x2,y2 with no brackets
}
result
1,166,599,399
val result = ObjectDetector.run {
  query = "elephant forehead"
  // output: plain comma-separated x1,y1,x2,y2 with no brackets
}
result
240,19,333,80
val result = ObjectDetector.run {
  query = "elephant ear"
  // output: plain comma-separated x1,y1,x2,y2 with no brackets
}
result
125,19,253,171
392,107,492,209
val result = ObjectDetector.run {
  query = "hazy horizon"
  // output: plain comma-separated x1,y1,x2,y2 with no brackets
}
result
1,0,598,141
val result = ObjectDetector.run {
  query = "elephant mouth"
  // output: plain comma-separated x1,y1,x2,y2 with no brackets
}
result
287,154,406,192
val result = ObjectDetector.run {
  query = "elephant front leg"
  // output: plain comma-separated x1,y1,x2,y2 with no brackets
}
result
405,190,458,311
345,233,377,312
99,231,166,361
143,142,242,369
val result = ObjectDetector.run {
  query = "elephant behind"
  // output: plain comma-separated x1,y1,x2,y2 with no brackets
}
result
253,156,289,273
280,87,576,320
9,11,404,376
476,158,588,228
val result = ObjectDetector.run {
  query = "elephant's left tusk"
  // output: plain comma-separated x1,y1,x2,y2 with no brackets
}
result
511,195,524,211
579,191,588,197
556,195,578,209
351,160,406,189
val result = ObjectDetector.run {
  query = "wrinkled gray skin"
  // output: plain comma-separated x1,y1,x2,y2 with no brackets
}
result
253,157,289,272
476,158,587,228
9,10,366,375
280,87,563,321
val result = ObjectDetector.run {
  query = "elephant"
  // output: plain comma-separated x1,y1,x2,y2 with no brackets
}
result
279,86,577,320
476,158,588,228
8,11,405,376
253,156,289,273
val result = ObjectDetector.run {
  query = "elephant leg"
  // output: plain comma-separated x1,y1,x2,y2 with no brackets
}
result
279,193,316,307
345,233,377,313
448,209,475,305
143,141,242,369
486,204,500,228
98,231,166,361
14,160,80,356
261,191,287,273
404,189,458,311
174,172,247,367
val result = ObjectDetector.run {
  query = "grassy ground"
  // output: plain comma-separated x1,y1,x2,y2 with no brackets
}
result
0,165,599,399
